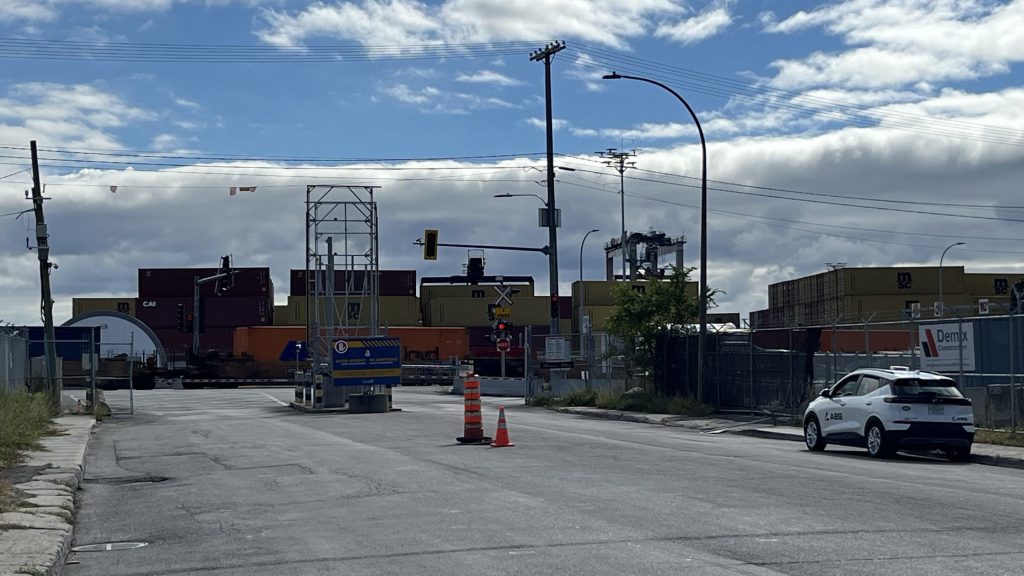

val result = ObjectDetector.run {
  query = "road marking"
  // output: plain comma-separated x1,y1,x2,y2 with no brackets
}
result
262,393,289,407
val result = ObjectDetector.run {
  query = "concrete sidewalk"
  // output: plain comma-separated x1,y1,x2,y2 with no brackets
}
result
0,415,95,576
552,406,1024,469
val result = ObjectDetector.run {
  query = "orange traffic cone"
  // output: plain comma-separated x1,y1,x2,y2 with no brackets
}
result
490,406,515,447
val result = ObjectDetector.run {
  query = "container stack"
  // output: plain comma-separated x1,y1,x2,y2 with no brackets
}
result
135,267,273,356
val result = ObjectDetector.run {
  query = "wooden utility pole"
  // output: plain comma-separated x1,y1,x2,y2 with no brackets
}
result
29,140,60,412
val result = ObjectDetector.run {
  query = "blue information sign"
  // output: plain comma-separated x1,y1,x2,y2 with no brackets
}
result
331,337,401,387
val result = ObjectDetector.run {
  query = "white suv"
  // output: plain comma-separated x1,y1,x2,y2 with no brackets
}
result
803,368,975,460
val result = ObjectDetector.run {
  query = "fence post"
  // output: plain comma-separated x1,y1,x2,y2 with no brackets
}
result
88,330,96,414
129,332,135,415
747,324,754,415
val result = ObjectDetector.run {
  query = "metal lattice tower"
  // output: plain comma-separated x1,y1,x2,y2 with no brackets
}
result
305,185,381,376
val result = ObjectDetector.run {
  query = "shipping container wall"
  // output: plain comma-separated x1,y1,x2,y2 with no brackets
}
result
964,273,1024,300
571,280,697,307
154,327,234,356
420,283,536,309
72,298,135,318
139,267,273,298
233,326,469,364
845,267,964,297
137,296,272,329
573,305,616,333
289,269,416,297
428,297,549,327
283,295,420,326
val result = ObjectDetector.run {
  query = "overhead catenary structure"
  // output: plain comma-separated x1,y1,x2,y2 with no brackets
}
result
304,185,381,408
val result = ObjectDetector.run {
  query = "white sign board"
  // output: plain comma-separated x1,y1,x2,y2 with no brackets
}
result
545,336,570,362
919,322,975,372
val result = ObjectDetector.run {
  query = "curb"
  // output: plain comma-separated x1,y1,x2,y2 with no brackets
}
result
1,417,95,576
550,406,1024,470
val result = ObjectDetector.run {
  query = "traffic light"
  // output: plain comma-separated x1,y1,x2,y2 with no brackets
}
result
215,255,233,295
185,312,194,333
550,293,560,318
176,303,185,332
423,229,438,260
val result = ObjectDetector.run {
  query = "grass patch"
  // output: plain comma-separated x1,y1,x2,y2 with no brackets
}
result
596,389,713,417
0,391,54,469
528,394,566,408
975,429,1024,448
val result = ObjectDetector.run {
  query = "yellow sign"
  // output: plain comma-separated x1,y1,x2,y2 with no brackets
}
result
493,306,512,319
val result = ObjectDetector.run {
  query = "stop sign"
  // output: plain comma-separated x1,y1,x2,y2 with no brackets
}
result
496,338,511,352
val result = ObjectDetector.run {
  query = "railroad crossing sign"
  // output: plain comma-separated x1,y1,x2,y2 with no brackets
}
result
493,285,514,306
496,338,511,352
493,306,512,319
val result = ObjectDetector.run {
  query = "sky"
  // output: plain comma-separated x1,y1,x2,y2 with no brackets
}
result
1,0,1023,326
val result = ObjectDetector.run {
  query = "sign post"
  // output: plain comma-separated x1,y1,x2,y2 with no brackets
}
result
496,337,511,378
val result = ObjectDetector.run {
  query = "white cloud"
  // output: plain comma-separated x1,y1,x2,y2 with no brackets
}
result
150,133,182,150
174,120,206,131
763,0,1024,89
379,83,441,105
0,0,58,22
655,5,733,45
174,96,202,109
378,82,517,113
256,0,687,49
526,117,569,131
455,70,523,86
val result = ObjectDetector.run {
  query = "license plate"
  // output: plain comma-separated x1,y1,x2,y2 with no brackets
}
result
928,405,945,415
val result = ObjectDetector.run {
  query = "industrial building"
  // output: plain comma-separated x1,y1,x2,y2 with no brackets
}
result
750,266,1023,329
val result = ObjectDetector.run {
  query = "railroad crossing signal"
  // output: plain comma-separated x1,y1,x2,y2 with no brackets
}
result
493,284,514,306
493,306,512,319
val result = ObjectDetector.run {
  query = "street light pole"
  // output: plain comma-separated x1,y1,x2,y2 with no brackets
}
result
531,41,566,336
603,72,708,404
579,229,600,284
938,242,965,318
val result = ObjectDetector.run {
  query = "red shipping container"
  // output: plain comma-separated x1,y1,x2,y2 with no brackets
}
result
153,327,235,356
203,296,272,327
289,269,415,297
135,297,192,329
139,268,273,299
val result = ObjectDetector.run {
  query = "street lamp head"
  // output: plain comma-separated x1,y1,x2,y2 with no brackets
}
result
588,228,600,233
955,242,966,246
493,194,512,198
603,72,622,80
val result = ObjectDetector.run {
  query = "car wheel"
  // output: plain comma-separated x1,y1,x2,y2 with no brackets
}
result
948,445,972,462
804,417,827,451
866,421,893,458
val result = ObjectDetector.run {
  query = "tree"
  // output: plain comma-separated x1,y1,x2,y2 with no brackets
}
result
605,267,716,381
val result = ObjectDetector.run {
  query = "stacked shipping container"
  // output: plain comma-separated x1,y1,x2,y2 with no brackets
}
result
136,267,274,355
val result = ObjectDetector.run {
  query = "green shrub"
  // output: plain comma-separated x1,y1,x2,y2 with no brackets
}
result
563,388,598,407
528,394,565,408
0,392,54,469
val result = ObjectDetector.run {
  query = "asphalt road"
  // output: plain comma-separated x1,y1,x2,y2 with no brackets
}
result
65,387,1024,576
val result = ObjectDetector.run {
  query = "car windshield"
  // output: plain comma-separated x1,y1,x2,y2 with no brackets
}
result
892,378,963,398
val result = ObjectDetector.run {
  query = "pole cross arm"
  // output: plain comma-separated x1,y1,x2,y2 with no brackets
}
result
413,240,549,255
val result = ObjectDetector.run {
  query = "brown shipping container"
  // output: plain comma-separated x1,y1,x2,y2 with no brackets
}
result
574,305,616,333
72,297,135,317
964,273,1024,299
845,267,961,297
273,305,293,326
234,326,468,364
420,283,536,306
139,268,273,299
289,269,416,297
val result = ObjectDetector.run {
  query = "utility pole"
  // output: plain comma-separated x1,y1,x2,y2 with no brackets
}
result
530,41,565,336
29,141,60,412
598,148,636,281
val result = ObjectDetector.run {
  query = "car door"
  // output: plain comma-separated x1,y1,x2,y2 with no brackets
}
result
844,375,882,438
820,375,860,437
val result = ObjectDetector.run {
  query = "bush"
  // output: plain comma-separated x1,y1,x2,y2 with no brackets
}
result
0,391,54,469
563,388,598,407
528,394,565,408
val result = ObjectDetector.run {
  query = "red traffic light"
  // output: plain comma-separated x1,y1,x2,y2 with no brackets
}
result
496,320,507,331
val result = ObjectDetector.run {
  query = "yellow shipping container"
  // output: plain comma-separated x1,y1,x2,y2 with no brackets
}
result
427,296,548,327
72,297,135,317
571,280,696,307
284,295,420,326
845,267,963,297
574,305,616,333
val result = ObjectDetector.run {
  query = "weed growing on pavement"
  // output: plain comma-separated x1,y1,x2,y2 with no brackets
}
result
0,391,54,469
563,388,599,407
528,394,566,408
975,429,1024,447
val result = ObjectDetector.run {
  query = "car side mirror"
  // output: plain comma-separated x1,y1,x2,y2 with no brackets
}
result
819,388,831,398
